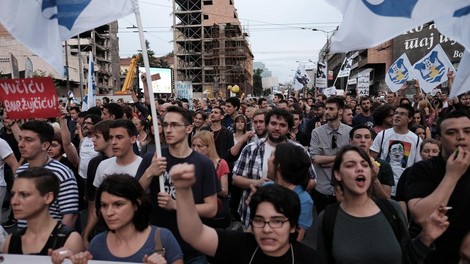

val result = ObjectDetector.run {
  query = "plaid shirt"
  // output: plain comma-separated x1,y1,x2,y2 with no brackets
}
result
233,137,316,228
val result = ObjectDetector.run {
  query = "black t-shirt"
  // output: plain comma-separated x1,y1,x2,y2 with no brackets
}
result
86,153,109,201
136,147,218,259
215,229,325,264
406,156,470,264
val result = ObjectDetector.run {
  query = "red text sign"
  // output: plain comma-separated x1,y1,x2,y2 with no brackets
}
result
0,77,61,119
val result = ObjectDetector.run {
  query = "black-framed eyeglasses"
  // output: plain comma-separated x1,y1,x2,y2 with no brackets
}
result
251,218,289,228
332,133,337,149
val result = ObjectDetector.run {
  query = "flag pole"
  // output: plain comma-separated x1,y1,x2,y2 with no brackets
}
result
133,0,164,189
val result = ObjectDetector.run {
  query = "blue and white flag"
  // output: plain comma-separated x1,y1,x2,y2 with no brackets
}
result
435,4,470,51
450,51,470,98
386,53,415,92
82,52,96,111
326,0,463,52
413,44,455,93
0,0,136,75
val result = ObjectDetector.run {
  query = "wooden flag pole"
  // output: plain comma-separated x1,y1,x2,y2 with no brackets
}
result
133,0,164,189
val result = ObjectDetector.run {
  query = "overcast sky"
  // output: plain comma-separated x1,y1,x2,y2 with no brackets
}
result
118,0,342,83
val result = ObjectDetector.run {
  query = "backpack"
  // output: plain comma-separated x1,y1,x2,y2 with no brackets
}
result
322,198,403,263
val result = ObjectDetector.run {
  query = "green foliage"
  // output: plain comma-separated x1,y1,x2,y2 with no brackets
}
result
136,40,170,68
253,68,263,96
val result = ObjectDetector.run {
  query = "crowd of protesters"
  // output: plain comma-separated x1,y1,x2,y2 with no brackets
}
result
0,71,468,263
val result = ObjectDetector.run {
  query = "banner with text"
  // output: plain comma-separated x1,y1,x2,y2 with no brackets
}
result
357,71,371,96
175,81,193,109
0,77,61,119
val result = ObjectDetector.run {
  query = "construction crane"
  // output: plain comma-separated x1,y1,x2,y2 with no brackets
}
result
115,54,140,95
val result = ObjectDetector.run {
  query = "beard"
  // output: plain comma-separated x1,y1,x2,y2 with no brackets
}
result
326,113,339,121
268,132,287,143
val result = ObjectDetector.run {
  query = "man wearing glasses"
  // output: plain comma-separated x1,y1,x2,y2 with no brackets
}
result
136,106,218,264
371,104,422,199
310,96,351,213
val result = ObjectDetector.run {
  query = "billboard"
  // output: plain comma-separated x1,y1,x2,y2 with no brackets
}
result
138,67,172,94
393,22,464,64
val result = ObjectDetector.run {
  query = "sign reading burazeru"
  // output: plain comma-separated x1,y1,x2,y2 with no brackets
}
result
0,77,61,119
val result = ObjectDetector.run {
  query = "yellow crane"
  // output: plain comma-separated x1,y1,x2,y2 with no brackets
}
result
115,54,140,95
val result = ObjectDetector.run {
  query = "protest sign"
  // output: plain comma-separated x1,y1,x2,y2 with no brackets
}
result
0,77,61,119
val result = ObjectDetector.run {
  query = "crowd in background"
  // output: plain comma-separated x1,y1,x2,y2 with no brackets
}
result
0,74,468,263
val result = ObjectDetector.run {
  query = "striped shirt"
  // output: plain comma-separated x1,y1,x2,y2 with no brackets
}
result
16,159,79,228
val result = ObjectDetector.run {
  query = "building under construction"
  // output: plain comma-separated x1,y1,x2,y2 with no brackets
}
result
173,0,254,97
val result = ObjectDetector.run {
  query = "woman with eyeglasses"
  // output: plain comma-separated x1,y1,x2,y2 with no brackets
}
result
171,163,325,264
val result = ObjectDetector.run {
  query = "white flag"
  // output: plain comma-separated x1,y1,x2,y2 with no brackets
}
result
0,0,136,75
386,53,415,92
435,5,470,51
326,0,464,53
83,52,96,111
293,63,310,90
450,51,470,98
412,44,456,93
337,56,353,78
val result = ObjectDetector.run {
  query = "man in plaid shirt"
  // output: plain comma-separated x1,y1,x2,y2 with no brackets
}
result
232,108,316,229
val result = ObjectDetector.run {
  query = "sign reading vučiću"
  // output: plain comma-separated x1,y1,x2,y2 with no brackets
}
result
0,77,61,119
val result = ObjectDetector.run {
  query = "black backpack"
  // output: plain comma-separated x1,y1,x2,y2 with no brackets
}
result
322,198,403,263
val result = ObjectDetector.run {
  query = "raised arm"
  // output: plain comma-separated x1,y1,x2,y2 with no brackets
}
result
171,163,219,257
59,116,79,167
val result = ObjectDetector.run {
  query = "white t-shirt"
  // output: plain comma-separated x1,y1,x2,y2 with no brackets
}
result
370,128,422,196
261,143,275,178
93,156,142,188
0,139,13,187
79,136,99,179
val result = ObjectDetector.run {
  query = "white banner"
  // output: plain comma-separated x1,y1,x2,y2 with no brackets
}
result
315,61,328,89
175,81,193,108
337,56,353,78
293,63,310,90
324,86,337,97
357,72,370,96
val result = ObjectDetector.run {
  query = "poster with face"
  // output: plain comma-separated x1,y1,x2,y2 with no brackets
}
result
386,140,411,168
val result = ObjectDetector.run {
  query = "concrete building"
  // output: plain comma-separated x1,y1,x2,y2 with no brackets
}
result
173,0,253,98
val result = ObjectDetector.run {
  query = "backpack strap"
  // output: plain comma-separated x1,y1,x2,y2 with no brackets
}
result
154,227,166,258
322,202,340,264
377,129,386,158
47,222,74,253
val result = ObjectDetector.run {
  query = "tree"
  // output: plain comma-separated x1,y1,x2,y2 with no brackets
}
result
253,68,263,96
136,40,170,68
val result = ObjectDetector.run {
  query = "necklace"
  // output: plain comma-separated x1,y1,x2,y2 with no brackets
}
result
248,244,294,264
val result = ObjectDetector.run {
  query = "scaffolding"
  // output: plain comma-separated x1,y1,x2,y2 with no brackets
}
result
174,0,253,97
